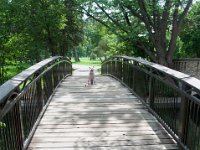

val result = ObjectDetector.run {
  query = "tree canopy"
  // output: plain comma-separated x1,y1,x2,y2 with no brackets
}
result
180,1,200,57
1,0,200,84
0,0,83,62
0,0,84,84
82,0,193,67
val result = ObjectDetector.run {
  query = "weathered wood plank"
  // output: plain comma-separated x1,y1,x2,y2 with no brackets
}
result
37,122,162,129
28,75,177,149
49,101,141,105
34,126,165,133
30,130,170,138
38,113,155,120
50,98,139,103
29,134,173,143
52,95,136,99
29,139,176,147
46,105,145,109
39,119,158,125
28,144,178,150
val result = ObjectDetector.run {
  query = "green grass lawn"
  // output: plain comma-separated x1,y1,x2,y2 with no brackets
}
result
5,63,31,79
72,57,101,66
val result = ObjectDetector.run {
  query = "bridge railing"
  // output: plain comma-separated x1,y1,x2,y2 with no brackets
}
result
174,58,200,79
0,56,72,150
102,56,200,150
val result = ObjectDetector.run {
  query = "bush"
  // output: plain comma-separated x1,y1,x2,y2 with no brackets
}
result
0,122,6,128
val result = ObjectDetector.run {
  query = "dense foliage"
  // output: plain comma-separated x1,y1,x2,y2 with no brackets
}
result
180,1,200,58
82,0,193,66
0,122,6,129
1,0,200,84
78,20,127,62
0,0,83,84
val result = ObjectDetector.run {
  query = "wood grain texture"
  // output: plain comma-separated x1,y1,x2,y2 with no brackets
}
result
28,76,177,150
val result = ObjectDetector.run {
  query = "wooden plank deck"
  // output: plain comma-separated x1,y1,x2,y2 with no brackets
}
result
28,75,178,150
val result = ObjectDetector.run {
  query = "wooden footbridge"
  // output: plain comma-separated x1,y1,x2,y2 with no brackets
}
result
1,56,200,150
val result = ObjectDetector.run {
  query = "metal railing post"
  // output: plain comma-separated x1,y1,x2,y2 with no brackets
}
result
0,56,72,150
114,58,117,77
149,75,155,107
101,63,104,74
14,102,24,150
106,63,108,74
36,72,44,111
122,58,126,83
179,84,190,146
101,56,200,149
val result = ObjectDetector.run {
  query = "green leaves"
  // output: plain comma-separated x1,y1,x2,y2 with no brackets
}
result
180,1,200,57
0,122,6,129
0,0,83,59
82,0,194,66
0,0,84,84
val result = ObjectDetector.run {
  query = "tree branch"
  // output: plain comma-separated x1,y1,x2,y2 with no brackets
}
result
166,0,193,64
95,2,129,34
178,0,193,25
80,6,126,39
124,5,144,22
152,0,157,27
166,2,181,63
81,7,111,29
138,0,155,31
136,41,157,62
120,5,131,26
158,0,172,50
160,0,172,32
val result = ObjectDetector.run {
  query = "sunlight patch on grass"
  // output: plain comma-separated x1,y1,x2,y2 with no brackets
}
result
5,63,31,79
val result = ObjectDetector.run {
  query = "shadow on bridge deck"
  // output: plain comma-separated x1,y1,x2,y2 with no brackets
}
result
28,66,177,150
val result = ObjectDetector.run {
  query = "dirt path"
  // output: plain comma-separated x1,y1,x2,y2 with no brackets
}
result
72,64,101,76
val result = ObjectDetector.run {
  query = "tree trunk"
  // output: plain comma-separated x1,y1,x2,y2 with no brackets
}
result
73,49,80,62
60,29,68,57
35,51,41,63
48,39,56,56
46,26,57,56
60,44,66,57
197,51,200,58
61,40,68,57
166,54,175,68
98,57,103,62
155,44,175,68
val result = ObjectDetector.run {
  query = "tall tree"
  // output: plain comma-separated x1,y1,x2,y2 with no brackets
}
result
0,0,84,83
62,0,84,60
82,0,193,67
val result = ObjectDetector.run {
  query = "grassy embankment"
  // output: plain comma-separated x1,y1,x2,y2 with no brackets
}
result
5,63,31,79
0,63,31,85
72,57,101,66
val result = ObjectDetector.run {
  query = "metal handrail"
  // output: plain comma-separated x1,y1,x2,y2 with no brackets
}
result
102,55,200,150
174,58,200,61
0,56,72,150
103,55,200,93
0,56,62,103
174,58,200,80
